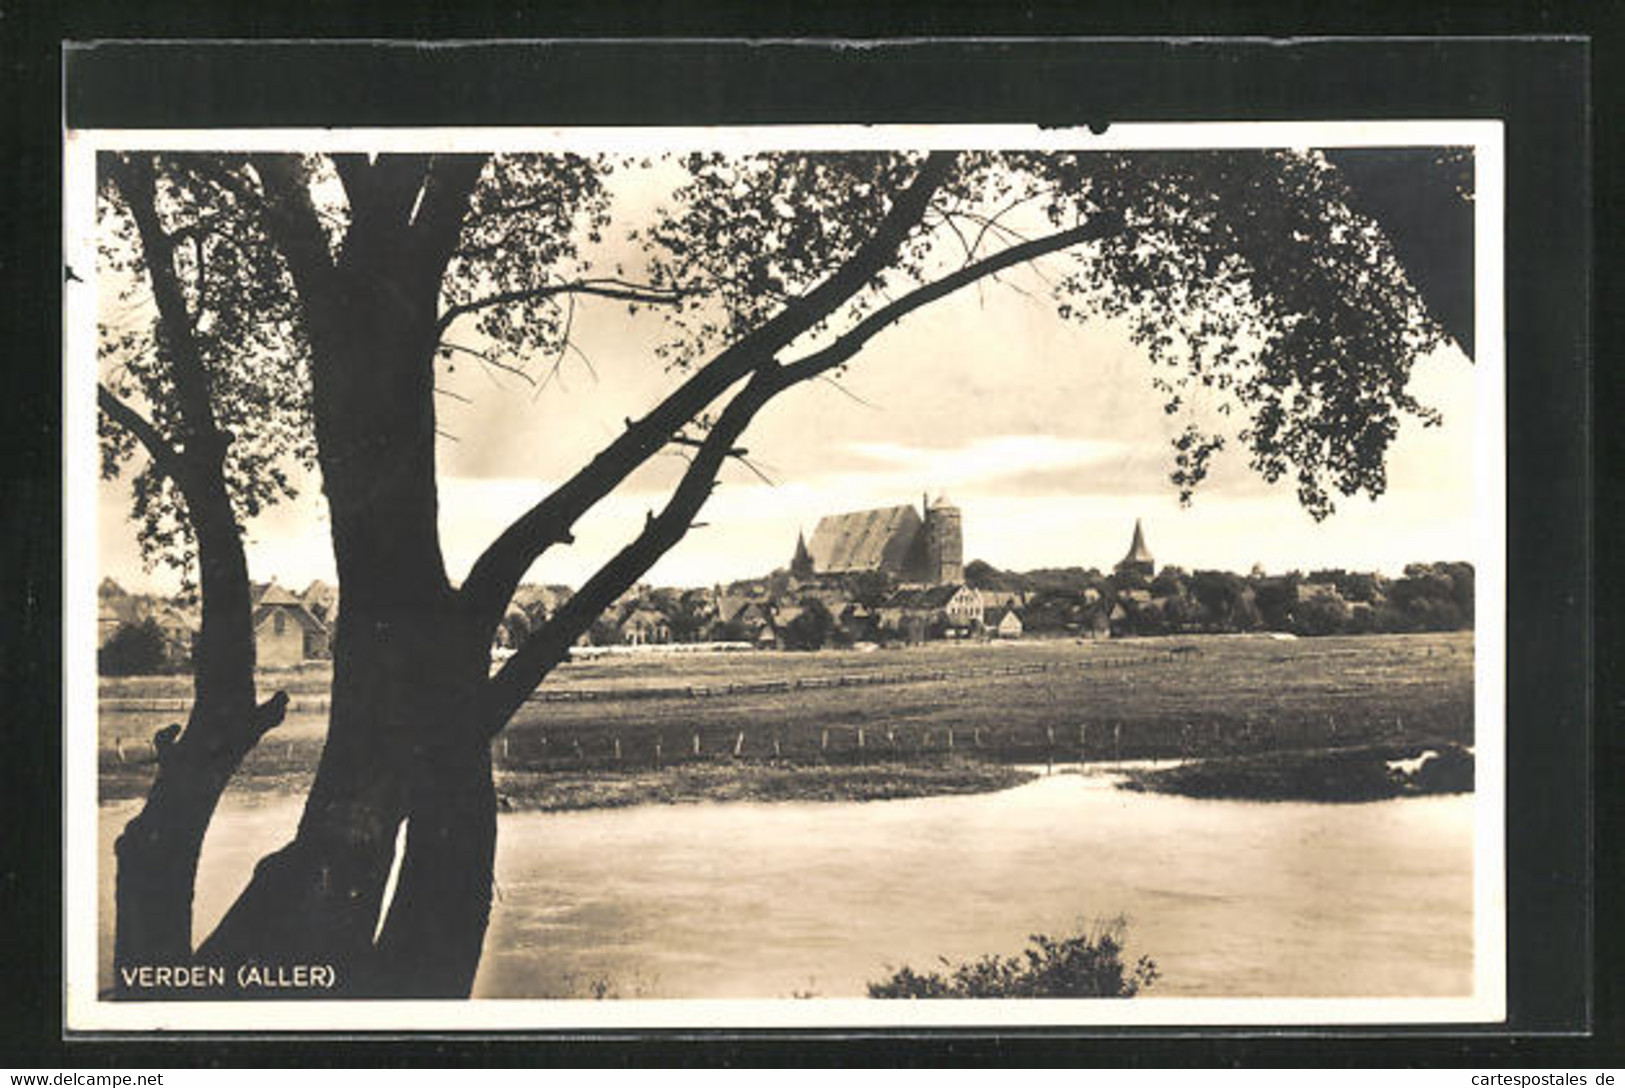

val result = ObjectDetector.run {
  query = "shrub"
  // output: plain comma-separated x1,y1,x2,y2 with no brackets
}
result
867,920,1157,998
98,618,170,676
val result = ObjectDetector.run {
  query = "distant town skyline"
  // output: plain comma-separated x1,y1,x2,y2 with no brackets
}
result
99,280,1478,595
96,146,1482,596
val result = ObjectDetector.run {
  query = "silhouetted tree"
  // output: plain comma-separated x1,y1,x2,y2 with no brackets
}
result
97,146,1470,995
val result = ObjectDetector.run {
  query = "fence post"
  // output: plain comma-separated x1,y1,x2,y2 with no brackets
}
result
946,728,953,751
692,731,701,756
733,731,745,757
613,736,622,762
857,727,865,750
821,728,829,753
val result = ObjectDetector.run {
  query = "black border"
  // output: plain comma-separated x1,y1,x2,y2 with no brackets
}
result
3,24,1605,1067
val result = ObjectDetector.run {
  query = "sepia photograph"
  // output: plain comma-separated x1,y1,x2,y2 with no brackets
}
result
62,121,1505,1030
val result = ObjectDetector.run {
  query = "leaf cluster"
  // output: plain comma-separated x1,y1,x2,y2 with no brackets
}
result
98,153,316,582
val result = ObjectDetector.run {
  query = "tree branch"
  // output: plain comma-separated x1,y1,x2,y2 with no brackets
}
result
477,212,1123,720
104,155,229,471
435,278,684,336
482,367,788,729
98,384,183,476
246,154,339,316
778,212,1124,387
455,151,961,634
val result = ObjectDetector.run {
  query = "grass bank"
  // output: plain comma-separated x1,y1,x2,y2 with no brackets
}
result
1117,742,1474,802
496,759,1037,812
98,632,1473,807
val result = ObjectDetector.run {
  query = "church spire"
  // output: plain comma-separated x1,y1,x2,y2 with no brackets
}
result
790,529,814,578
1115,518,1155,578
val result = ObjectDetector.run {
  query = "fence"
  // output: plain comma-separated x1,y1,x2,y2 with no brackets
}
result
97,642,1475,772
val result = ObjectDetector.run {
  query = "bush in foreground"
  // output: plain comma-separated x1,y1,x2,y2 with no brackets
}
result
868,920,1157,998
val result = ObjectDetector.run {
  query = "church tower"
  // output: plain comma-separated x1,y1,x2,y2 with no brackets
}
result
923,493,964,584
789,529,815,579
1115,518,1155,580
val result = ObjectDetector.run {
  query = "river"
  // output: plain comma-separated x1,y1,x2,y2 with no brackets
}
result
97,768,1473,999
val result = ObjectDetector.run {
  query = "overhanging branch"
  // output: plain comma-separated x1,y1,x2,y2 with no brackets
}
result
471,213,1122,727
778,212,1123,387
98,384,184,477
482,367,786,729
435,278,685,336
454,151,961,633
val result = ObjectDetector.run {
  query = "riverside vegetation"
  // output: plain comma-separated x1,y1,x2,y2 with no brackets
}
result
868,919,1158,999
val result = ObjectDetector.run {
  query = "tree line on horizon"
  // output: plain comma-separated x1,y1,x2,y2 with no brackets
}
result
964,558,1474,638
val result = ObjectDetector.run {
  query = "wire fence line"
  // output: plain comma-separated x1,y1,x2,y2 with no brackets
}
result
97,639,1474,771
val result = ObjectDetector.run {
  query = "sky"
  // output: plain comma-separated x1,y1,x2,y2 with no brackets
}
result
94,152,1482,596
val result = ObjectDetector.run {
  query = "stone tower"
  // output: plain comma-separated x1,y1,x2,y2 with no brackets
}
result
1115,517,1155,580
789,529,814,579
923,493,964,584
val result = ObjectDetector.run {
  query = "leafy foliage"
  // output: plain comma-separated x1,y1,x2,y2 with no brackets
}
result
97,153,315,582
98,618,172,676
640,149,1458,519
438,154,615,375
1035,150,1452,517
101,147,1466,592
868,920,1158,998
640,152,928,367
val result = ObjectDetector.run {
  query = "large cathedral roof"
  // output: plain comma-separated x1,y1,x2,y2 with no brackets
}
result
806,504,923,574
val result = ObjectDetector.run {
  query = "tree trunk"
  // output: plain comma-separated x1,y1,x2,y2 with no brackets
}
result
370,670,498,996
107,153,289,994
196,210,503,993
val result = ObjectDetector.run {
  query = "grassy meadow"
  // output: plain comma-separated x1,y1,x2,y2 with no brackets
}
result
98,631,1474,805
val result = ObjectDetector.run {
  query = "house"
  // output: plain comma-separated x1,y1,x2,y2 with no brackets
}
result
720,599,776,645
979,589,1028,612
148,604,198,664
97,598,133,648
879,583,985,641
985,605,1024,639
837,601,879,643
96,583,197,663
97,579,138,646
301,579,339,625
252,581,329,667
1079,604,1112,640
619,607,671,646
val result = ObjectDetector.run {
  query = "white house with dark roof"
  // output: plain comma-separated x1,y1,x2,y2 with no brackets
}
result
252,581,329,667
